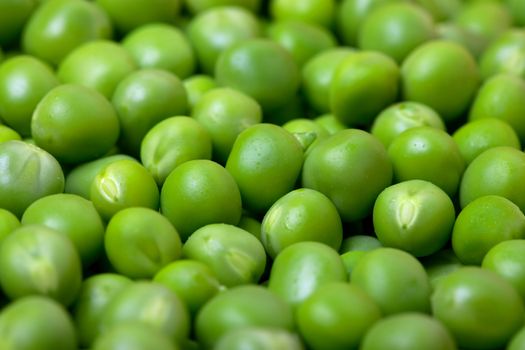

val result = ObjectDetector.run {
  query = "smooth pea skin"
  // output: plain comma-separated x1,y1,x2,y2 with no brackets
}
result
388,126,465,197
183,74,217,110
401,40,480,123
0,125,21,142
0,208,20,243
195,285,294,349
330,51,399,127
360,313,457,350
140,116,212,185
373,180,455,257
161,160,242,240
297,282,382,350
479,29,525,80
452,195,525,265
185,0,261,14
90,159,160,221
268,241,347,307
270,0,335,28
314,114,347,135
351,247,432,315
432,267,525,350
192,87,262,164
31,84,120,164
509,326,525,350
469,74,525,144
215,39,300,112
183,223,266,287
0,55,60,136
302,129,392,222
188,6,261,75
57,40,137,99
0,225,82,306
459,146,525,213
95,0,181,35
65,154,136,199
267,20,337,68
483,240,525,302
436,22,485,59
93,322,178,350
226,123,304,214
358,2,436,63
99,281,190,346
72,273,132,348
105,207,182,279
0,140,64,218
261,188,343,258
371,101,445,148
21,193,105,267
154,260,222,316
0,296,77,350
215,327,303,350
22,0,112,65
301,48,354,114
122,23,195,79
340,235,382,254
0,0,36,47
112,69,188,155
453,118,521,164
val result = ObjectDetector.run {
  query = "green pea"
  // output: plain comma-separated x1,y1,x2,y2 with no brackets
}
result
401,40,480,123
270,0,335,28
140,116,213,185
371,101,445,149
387,126,465,197
358,2,436,63
93,322,178,350
0,140,64,218
341,250,369,278
0,0,36,47
187,7,261,75
161,159,242,240
340,235,382,254
100,281,190,346
509,326,525,350
105,207,182,279
0,296,77,350
65,154,136,200
182,74,217,110
302,129,392,222
413,0,461,22
112,68,188,155
282,118,329,153
154,260,223,317
185,0,261,15
313,113,347,135
268,241,347,307
261,188,343,258
360,313,457,350
21,193,105,267
215,327,304,350
0,125,21,143
297,282,382,350
459,146,525,213
479,29,525,80
72,273,132,348
122,23,195,79
267,20,337,68
57,40,137,99
192,87,262,164
436,22,485,59
226,123,304,214
506,0,525,25
183,223,266,287
373,180,455,257
195,285,294,349
237,215,262,241
0,55,60,136
351,247,432,315
432,267,525,349
483,240,525,302
469,74,525,144
22,0,112,65
301,48,354,114
90,159,160,221
420,249,462,290
31,84,120,164
0,225,82,306
330,50,399,127
0,208,20,244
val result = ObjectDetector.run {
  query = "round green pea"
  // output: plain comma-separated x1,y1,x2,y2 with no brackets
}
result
340,235,382,254
0,125,21,143
413,0,461,22
268,241,347,307
105,207,182,279
183,223,266,287
185,0,261,14
436,22,485,58
215,327,304,350
90,159,160,221
21,193,105,267
0,225,82,306
0,208,20,244
479,29,525,80
195,285,294,349
0,140,64,218
182,74,217,110
313,114,347,135
351,247,431,315
93,322,178,350
270,0,335,28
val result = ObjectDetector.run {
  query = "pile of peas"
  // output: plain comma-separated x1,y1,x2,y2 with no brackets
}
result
1,0,525,349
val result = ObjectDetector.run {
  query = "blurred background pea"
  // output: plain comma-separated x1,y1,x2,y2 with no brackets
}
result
0,0,37,48
185,0,262,15
479,29,525,80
